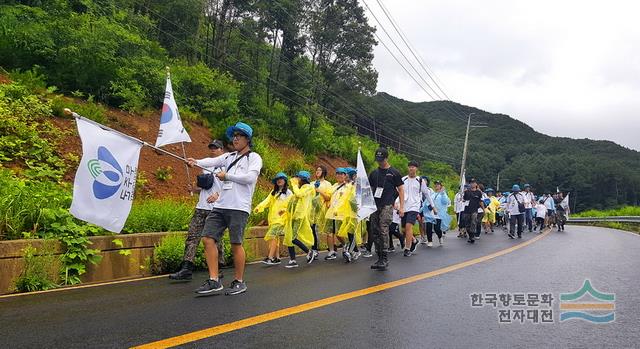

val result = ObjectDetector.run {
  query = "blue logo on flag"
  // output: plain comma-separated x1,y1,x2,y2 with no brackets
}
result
160,103,173,124
87,146,123,199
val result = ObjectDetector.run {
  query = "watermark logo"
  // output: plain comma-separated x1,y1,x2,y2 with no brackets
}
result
559,279,615,323
88,146,123,199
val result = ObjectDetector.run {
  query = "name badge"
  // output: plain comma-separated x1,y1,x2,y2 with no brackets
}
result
374,187,384,198
222,181,233,190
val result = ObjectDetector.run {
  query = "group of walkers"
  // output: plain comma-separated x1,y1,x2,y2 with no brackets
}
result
454,182,569,242
169,121,568,296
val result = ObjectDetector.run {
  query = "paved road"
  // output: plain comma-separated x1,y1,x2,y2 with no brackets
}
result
1,225,639,348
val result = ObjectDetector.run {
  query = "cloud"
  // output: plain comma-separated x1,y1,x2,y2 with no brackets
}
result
366,0,640,150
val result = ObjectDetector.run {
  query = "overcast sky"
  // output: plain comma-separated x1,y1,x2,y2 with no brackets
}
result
363,0,640,151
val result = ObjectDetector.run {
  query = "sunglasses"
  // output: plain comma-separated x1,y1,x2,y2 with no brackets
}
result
232,132,247,139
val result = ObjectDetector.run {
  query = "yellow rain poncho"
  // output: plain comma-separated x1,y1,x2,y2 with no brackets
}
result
311,179,332,233
482,196,501,224
336,184,362,244
284,179,315,248
323,182,351,221
254,189,293,241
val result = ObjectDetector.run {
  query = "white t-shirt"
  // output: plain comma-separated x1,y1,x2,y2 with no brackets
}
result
392,198,401,224
535,204,547,218
196,164,222,211
506,192,526,215
196,151,263,214
402,176,431,212
523,191,535,209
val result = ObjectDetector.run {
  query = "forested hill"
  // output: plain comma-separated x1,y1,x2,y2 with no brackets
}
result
0,1,638,211
362,93,640,211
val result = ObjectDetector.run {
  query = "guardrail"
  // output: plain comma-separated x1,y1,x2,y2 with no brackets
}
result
568,216,640,223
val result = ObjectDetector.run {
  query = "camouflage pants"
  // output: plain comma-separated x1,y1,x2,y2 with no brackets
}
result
184,209,225,265
370,205,393,252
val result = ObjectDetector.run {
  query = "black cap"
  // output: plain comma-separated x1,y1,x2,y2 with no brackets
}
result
408,160,419,168
208,139,223,149
375,147,389,161
434,180,443,185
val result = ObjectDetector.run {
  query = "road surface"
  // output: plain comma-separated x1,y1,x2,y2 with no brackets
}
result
1,225,638,348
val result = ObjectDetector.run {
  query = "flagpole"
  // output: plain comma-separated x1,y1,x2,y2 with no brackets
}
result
166,66,194,196
64,108,212,174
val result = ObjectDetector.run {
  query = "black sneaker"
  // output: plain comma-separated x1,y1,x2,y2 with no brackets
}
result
403,249,412,257
324,252,337,260
410,239,418,253
285,260,299,268
508,233,515,239
371,260,388,270
343,251,352,263
225,280,247,296
312,250,319,261
261,257,271,265
169,262,193,280
195,279,223,295
388,246,396,253
518,234,522,239
467,238,475,244
265,258,280,266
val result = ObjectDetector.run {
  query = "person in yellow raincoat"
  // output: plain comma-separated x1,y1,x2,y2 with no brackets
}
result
253,172,292,266
318,167,350,261
337,168,362,262
310,166,332,259
284,170,316,268
482,188,501,234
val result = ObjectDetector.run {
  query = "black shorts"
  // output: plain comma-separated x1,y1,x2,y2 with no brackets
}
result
401,211,419,226
201,208,249,244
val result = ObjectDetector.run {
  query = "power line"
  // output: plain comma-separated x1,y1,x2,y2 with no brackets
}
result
136,4,457,163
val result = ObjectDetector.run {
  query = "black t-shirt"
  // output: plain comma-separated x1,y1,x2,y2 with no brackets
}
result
368,167,404,208
463,189,483,214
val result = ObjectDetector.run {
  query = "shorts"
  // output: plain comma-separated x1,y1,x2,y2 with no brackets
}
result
324,219,343,235
201,208,249,244
401,211,419,226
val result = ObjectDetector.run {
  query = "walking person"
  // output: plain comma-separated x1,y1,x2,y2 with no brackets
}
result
311,166,332,260
523,184,535,232
423,180,451,247
534,199,547,233
401,161,434,257
254,172,293,265
368,147,404,270
189,122,262,296
482,188,500,234
455,185,469,238
387,198,405,252
283,171,316,268
542,193,556,228
319,168,350,260
462,179,484,244
170,140,226,281
506,185,526,239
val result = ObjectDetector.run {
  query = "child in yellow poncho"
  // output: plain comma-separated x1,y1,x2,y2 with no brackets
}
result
337,168,362,262
253,172,292,266
318,167,350,260
284,170,316,268
482,188,501,233
310,166,332,258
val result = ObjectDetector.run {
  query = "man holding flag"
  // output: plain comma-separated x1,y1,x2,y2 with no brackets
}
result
188,122,262,296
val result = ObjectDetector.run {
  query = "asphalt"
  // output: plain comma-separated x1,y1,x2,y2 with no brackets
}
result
1,225,639,349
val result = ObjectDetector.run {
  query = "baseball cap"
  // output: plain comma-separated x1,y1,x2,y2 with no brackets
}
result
208,139,223,149
374,147,389,162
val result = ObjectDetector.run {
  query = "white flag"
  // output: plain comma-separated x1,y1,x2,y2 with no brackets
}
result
560,193,570,214
70,118,143,233
460,170,466,193
155,76,191,147
356,149,377,221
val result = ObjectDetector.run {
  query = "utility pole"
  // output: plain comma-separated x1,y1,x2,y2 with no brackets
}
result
497,172,500,192
459,113,475,185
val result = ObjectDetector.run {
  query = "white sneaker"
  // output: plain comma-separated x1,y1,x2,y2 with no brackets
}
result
285,260,298,268
420,236,427,244
427,241,433,247
439,237,443,246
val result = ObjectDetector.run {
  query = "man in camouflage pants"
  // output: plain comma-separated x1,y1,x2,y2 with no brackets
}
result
170,140,226,280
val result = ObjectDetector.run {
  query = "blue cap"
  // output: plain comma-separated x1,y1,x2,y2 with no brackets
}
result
225,122,253,141
347,167,357,176
512,184,521,192
272,172,288,184
486,188,494,193
296,170,311,181
336,167,348,175
524,183,531,188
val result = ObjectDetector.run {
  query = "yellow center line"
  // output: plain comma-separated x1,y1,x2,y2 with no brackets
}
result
559,303,615,310
132,229,551,349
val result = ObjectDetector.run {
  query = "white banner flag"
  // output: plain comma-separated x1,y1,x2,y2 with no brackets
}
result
70,118,143,233
356,149,377,221
560,193,570,215
460,170,466,193
155,76,191,147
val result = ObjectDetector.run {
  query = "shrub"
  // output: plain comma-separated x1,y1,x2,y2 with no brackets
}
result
283,157,307,177
154,166,173,182
12,242,60,293
123,199,193,233
252,138,281,179
152,233,206,273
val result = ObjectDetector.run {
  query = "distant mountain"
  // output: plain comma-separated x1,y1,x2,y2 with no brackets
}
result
358,93,640,211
